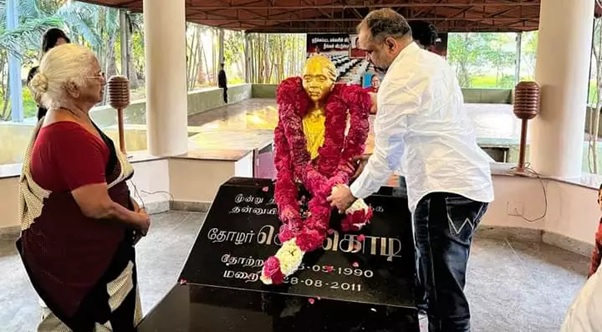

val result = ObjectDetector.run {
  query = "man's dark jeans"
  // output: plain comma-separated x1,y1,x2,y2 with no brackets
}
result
413,191,488,332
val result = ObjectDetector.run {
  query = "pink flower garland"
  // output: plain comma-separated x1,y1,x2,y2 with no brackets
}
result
264,77,371,284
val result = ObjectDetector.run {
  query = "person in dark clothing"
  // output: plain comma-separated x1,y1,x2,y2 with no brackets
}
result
27,28,71,120
218,63,228,103
409,20,438,49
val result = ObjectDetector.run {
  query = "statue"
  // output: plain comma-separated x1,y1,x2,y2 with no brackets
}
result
260,55,373,285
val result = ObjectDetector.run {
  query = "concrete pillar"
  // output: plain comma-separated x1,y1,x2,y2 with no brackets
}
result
143,0,188,156
530,0,595,178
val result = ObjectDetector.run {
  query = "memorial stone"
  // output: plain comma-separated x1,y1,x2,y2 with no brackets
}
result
138,177,420,331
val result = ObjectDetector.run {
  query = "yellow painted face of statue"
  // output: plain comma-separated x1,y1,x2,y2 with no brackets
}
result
302,56,336,103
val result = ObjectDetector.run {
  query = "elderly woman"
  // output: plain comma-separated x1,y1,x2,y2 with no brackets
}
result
19,43,150,331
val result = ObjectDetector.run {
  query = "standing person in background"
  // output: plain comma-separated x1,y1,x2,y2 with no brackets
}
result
408,20,439,50
328,9,494,332
218,63,228,103
27,28,71,120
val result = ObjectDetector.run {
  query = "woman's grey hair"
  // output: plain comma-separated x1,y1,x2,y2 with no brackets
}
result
357,8,412,42
28,44,97,110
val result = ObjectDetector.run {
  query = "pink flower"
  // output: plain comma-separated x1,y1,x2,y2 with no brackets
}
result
262,256,285,285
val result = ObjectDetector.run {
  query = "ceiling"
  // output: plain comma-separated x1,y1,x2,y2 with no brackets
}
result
75,0,571,33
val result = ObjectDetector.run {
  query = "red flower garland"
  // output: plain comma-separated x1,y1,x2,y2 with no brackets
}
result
272,76,371,255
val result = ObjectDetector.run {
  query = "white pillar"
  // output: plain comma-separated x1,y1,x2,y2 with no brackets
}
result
530,0,594,178
143,0,188,156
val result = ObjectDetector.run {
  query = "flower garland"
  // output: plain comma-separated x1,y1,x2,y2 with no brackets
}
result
260,77,373,285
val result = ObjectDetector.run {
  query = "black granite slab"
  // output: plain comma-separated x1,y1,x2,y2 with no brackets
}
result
138,177,420,331
137,284,421,332
179,177,417,308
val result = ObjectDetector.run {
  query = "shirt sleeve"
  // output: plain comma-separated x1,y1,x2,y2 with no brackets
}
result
50,125,108,191
350,85,421,199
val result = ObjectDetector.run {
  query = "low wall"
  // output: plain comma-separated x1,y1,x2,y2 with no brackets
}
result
90,84,252,127
462,88,513,104
0,123,199,164
252,84,278,98
0,122,35,164
1,160,599,260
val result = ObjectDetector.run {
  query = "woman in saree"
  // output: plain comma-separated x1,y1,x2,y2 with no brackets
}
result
19,43,150,331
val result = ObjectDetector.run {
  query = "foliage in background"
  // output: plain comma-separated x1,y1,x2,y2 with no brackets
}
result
587,18,602,173
247,33,306,84
447,31,538,89
0,0,63,119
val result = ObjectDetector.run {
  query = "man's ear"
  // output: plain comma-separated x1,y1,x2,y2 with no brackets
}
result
385,37,396,51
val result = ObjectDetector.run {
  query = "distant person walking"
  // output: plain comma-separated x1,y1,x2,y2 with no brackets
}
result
218,63,228,103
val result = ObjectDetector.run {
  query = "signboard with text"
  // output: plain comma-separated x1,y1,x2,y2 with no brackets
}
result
306,33,351,58
179,177,417,309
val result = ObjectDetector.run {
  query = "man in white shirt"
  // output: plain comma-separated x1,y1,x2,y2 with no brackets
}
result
327,9,494,332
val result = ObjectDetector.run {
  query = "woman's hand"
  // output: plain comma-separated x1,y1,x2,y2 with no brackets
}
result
132,209,150,245
135,209,150,235
131,198,150,238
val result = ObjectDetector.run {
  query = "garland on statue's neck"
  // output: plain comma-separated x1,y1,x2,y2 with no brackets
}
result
260,77,373,285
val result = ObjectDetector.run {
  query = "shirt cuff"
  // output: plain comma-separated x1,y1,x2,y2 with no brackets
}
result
350,174,376,199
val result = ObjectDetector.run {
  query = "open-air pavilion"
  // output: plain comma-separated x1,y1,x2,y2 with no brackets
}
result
1,0,601,331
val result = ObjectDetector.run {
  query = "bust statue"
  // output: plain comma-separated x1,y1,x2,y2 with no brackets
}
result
260,55,373,285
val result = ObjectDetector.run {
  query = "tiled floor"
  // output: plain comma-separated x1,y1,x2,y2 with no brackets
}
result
0,211,590,332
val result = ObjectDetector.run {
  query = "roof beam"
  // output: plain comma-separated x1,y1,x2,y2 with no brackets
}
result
188,17,538,22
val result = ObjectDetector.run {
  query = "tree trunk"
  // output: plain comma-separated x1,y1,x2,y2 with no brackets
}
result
127,17,140,89
1,70,10,121
190,27,201,89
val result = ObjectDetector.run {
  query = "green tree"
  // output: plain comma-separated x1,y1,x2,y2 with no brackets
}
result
0,0,62,120
447,33,487,87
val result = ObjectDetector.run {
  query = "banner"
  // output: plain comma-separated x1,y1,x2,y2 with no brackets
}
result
349,34,367,59
306,33,350,58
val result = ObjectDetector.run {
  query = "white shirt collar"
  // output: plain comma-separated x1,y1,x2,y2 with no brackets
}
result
389,41,420,69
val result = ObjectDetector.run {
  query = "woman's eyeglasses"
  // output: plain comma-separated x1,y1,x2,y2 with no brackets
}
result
86,72,105,80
